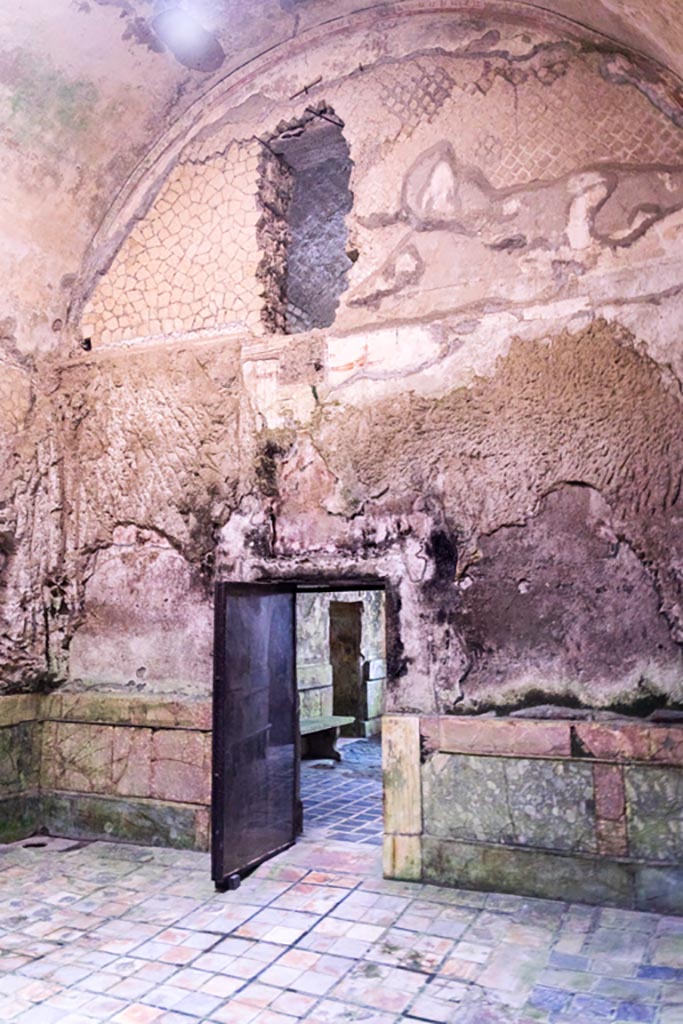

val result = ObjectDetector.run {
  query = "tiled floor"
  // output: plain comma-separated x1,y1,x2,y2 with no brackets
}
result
301,737,383,846
1,748,682,1024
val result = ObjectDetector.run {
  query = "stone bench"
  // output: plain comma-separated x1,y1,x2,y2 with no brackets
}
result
300,715,355,761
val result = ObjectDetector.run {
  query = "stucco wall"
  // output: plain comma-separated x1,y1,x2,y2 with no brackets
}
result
3,7,683,705
27,17,682,717
2,7,683,891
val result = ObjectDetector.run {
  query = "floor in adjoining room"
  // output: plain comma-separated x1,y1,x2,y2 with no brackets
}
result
0,740,682,1024
300,736,383,846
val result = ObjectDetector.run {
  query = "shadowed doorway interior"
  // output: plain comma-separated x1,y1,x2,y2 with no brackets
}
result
212,582,386,890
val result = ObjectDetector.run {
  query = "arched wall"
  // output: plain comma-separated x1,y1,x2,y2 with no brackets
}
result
2,3,683,907
60,5,683,711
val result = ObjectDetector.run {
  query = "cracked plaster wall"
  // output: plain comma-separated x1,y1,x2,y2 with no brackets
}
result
3,8,683,719
2,1,683,355
78,32,683,349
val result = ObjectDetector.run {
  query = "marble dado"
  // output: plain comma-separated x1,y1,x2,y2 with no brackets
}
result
0,692,211,849
420,715,683,765
383,714,683,915
5,694,683,912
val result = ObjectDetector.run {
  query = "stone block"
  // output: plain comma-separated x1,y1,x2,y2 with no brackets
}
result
421,837,635,908
635,866,683,915
111,727,153,797
596,818,629,858
321,688,334,717
46,692,211,731
0,795,41,843
195,806,211,851
383,834,421,881
383,715,421,835
42,793,202,849
593,763,625,820
420,716,441,756
364,678,384,721
299,689,323,718
437,717,571,758
625,766,683,862
0,721,41,795
296,664,333,690
41,721,113,795
151,730,211,804
575,723,683,766
0,694,40,728
361,716,382,738
422,753,597,853
365,658,386,682
137,699,211,731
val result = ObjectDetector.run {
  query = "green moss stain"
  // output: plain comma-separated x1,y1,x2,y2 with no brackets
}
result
5,50,99,150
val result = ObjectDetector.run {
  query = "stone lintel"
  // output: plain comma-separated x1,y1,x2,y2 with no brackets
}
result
575,722,683,766
432,716,572,758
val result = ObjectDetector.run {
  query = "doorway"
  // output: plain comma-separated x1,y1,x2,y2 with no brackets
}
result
212,581,386,889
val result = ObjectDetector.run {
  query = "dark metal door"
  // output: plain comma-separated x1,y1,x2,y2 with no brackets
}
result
212,583,299,887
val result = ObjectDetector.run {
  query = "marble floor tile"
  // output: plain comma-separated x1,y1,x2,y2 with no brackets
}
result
0,741,681,1024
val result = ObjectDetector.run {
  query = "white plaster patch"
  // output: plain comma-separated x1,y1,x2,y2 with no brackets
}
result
567,173,609,250
421,158,459,218
242,357,280,425
327,325,441,388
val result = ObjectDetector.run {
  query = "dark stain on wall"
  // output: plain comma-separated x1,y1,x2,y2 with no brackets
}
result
457,483,681,710
312,320,683,709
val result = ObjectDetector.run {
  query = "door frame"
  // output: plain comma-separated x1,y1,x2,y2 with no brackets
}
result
212,577,386,883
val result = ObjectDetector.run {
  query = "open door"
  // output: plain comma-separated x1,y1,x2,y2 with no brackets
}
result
212,583,299,888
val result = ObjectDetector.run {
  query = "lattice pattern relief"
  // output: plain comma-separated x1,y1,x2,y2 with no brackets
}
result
368,53,683,189
487,60,683,187
379,62,455,137
82,143,264,346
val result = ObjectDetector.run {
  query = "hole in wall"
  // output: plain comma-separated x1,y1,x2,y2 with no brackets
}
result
260,106,354,334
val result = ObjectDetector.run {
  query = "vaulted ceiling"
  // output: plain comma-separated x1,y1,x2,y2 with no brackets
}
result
2,1,681,353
